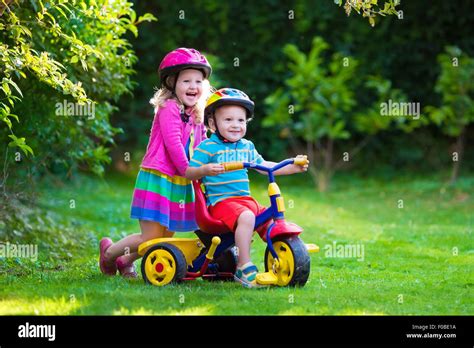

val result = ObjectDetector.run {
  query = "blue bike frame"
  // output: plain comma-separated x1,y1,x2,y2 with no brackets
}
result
245,159,295,259
190,158,299,272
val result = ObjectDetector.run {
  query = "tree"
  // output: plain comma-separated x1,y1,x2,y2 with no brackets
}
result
264,36,410,191
0,0,155,179
425,46,474,183
0,0,155,236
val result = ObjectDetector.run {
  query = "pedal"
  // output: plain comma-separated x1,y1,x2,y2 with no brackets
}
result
256,272,278,285
306,243,320,253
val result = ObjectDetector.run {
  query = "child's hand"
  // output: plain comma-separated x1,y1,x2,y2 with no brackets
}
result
291,163,308,173
202,163,225,176
293,155,309,173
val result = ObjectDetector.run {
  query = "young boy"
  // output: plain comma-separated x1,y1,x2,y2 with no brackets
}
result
185,88,308,288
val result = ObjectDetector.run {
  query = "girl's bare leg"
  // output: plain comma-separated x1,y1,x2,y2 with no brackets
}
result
119,226,174,264
105,221,175,264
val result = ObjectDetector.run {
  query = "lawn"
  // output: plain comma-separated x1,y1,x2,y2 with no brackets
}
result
0,170,473,315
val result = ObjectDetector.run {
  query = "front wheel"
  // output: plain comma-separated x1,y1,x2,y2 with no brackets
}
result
264,236,310,287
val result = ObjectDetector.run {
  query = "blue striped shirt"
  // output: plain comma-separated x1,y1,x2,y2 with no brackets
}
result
189,133,264,206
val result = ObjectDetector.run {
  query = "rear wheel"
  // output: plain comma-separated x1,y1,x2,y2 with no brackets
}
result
141,243,187,286
264,236,310,287
204,247,238,281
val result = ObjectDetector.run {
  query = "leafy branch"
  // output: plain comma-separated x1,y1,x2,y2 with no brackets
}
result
0,0,156,159
334,0,401,26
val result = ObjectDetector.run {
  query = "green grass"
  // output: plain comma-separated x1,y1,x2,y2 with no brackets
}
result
1,170,473,315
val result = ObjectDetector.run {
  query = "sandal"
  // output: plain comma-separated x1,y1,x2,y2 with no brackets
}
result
234,262,262,288
99,238,117,276
116,256,138,279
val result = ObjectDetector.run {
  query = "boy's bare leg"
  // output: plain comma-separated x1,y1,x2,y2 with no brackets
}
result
234,210,256,267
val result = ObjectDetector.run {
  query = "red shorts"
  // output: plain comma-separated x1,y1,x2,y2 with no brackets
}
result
209,196,269,236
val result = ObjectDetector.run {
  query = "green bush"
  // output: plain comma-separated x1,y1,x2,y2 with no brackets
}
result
0,0,155,175
264,37,409,191
0,0,155,240
424,46,474,183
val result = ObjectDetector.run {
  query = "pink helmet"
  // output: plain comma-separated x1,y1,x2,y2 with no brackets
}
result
158,48,212,91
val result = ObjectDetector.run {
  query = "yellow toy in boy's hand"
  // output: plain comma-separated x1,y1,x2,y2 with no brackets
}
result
294,155,309,166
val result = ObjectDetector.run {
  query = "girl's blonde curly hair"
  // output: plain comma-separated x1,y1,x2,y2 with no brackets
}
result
149,75,213,124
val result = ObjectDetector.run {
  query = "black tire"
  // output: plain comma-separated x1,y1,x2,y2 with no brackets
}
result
264,236,310,287
195,229,237,277
213,246,238,274
203,247,238,281
141,243,187,286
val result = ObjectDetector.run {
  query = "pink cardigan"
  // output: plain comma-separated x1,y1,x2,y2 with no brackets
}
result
141,99,207,177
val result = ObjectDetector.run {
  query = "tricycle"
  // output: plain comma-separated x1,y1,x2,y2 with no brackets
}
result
138,155,319,287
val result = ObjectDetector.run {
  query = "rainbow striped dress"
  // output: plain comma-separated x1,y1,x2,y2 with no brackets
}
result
130,130,198,232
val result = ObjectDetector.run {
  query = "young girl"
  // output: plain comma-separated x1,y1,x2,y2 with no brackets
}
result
99,48,218,278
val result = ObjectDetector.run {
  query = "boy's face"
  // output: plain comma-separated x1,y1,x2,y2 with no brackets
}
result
175,69,204,107
211,105,247,142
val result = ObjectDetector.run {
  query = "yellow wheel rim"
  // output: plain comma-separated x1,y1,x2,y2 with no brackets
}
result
266,241,295,286
144,249,177,286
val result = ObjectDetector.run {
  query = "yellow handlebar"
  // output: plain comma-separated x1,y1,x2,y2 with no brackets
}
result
222,162,244,171
294,155,309,166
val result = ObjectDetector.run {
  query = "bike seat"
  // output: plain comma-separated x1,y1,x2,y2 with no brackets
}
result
192,180,231,235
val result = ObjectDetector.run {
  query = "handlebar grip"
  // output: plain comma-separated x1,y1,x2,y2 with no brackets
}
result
294,155,309,166
222,162,244,171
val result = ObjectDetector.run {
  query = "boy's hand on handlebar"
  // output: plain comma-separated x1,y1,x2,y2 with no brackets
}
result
202,163,225,176
293,155,309,172
294,155,309,166
292,163,308,173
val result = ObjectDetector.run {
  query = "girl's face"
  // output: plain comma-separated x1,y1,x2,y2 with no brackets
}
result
174,69,204,107
212,105,247,142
